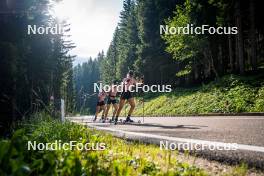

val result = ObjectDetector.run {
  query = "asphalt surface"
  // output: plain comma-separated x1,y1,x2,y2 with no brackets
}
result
68,116,264,169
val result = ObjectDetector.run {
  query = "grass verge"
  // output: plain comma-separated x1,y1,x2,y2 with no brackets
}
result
0,112,207,175
129,75,264,116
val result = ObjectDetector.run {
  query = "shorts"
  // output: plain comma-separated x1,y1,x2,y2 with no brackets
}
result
107,97,117,104
96,101,105,106
120,91,133,100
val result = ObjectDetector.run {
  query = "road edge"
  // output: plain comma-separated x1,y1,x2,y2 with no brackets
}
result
82,122,264,170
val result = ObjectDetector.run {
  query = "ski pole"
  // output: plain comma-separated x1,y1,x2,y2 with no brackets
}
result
125,103,127,118
142,97,144,123
141,76,145,123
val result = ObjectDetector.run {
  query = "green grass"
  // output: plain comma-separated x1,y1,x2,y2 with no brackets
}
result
130,75,264,116
224,163,248,176
0,112,207,175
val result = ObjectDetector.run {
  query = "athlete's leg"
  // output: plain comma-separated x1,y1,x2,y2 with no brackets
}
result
101,105,106,120
112,103,118,118
104,104,111,118
115,99,126,122
94,106,100,121
124,98,135,122
127,98,135,116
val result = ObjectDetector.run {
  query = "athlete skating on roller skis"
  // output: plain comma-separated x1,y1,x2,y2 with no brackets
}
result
93,89,107,122
114,70,143,124
104,80,119,122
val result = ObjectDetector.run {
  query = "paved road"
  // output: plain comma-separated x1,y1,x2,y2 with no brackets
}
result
68,116,264,169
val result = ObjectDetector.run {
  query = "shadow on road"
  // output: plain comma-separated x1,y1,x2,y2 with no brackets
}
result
121,123,207,129
72,119,207,130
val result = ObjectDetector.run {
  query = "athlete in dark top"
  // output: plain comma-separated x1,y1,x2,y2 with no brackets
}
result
104,80,119,122
93,90,107,122
114,71,143,124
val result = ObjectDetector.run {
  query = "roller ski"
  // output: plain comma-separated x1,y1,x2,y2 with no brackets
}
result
113,116,141,125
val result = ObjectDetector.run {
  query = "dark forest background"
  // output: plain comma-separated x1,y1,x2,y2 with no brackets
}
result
0,0,75,134
0,0,264,134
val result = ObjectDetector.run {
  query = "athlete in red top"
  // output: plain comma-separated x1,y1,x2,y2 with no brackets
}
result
114,70,143,124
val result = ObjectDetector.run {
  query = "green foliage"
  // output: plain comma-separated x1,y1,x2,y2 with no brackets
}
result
162,0,211,79
100,28,119,83
0,0,75,125
98,0,182,84
176,65,192,77
0,113,207,175
133,75,264,116
99,0,140,82
73,57,101,114
254,87,264,112
226,163,248,176
163,0,197,61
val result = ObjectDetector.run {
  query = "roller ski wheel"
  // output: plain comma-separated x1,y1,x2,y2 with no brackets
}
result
123,120,141,124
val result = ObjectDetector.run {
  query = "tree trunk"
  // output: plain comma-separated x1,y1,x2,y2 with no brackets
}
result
210,56,219,78
249,0,257,70
12,82,17,121
203,50,219,79
227,14,234,73
228,31,234,72
218,44,223,75
235,1,245,74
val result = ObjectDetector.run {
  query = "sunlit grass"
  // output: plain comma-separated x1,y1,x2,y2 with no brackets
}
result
132,75,264,116
1,113,207,175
